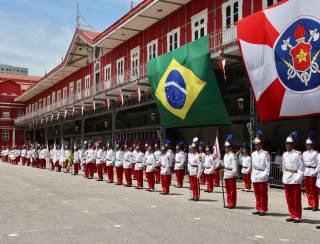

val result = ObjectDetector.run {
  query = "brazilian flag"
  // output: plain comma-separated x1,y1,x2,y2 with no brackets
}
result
148,36,230,128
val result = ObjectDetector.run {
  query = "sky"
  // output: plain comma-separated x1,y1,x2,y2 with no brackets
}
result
0,0,143,76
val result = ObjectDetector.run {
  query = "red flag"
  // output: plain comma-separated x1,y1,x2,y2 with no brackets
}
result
213,136,221,160
137,86,141,103
218,59,226,81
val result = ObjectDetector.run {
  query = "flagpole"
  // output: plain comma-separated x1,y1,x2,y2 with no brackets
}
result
217,128,226,208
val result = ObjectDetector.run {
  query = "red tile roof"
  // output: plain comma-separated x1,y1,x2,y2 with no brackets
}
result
0,73,40,83
78,28,100,42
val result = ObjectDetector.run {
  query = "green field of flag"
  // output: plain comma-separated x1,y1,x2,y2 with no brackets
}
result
148,36,230,128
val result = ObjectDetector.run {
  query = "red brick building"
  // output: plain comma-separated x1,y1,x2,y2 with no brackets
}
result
0,73,39,146
15,0,314,151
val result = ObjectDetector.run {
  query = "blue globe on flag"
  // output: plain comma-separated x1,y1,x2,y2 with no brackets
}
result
164,69,187,109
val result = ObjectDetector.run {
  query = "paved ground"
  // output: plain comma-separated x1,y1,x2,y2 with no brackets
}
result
0,162,319,244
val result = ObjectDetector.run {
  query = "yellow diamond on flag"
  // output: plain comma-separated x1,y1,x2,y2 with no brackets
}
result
155,58,206,120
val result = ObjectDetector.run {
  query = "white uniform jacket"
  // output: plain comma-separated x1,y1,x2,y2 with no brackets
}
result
204,154,216,175
160,154,171,175
154,150,161,167
145,152,156,172
95,149,104,164
282,150,304,185
174,151,186,170
240,155,252,174
302,150,318,177
105,149,115,166
222,152,237,179
123,151,133,169
316,155,320,188
73,150,80,164
86,149,95,164
115,150,124,167
251,150,270,183
188,153,203,177
134,152,145,170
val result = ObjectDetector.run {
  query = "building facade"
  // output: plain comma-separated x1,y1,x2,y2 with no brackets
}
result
14,0,319,153
0,64,28,76
0,73,40,146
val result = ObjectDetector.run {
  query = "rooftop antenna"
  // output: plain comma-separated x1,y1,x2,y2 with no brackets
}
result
76,0,80,29
75,0,95,31
130,0,134,10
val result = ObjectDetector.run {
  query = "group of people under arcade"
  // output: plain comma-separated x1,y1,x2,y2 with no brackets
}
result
1,130,320,226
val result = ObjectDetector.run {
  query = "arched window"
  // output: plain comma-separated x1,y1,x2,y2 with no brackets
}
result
94,62,101,93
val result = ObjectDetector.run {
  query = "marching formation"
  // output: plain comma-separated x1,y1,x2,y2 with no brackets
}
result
1,131,320,226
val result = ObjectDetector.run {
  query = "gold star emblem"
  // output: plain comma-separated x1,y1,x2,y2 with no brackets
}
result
295,48,308,64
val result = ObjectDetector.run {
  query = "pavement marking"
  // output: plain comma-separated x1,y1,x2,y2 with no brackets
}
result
193,217,201,220
246,236,258,241
279,239,290,242
82,210,89,213
35,188,40,191
8,233,19,237
151,205,157,208
113,225,122,228
255,235,264,239
123,197,128,200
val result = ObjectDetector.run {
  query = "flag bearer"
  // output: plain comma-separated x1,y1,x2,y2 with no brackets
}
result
154,144,161,184
160,145,171,195
204,145,215,193
282,132,304,223
302,132,318,211
174,142,186,188
123,144,133,187
222,134,237,209
86,144,96,179
105,142,115,183
73,145,81,175
115,143,124,185
188,143,202,200
239,143,252,192
134,145,145,189
145,145,156,191
95,144,104,181
251,131,270,216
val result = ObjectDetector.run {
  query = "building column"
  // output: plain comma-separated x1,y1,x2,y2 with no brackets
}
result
45,126,48,144
112,110,116,145
60,123,63,145
23,129,27,145
81,118,85,146
32,129,36,144
12,127,16,147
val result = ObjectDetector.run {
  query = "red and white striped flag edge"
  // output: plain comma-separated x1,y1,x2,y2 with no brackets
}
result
238,0,320,121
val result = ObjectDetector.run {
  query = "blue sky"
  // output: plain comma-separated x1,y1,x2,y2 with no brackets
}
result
0,0,143,76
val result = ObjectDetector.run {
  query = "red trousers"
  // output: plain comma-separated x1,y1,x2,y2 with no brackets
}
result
304,176,318,209
124,168,132,187
175,169,184,187
136,169,143,188
213,169,220,187
155,166,161,183
161,174,170,194
132,163,136,179
87,162,94,178
146,171,155,190
284,184,302,220
253,182,268,212
189,175,200,199
200,173,206,185
205,173,214,192
55,161,61,172
242,173,252,190
225,177,237,208
22,157,26,165
96,164,104,180
106,165,114,183
83,163,88,177
73,163,80,175
50,160,54,170
116,166,123,184
26,158,31,166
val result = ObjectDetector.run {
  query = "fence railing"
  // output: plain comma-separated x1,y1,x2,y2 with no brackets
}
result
209,24,238,52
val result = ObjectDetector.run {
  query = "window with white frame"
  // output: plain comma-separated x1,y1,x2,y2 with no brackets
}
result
263,0,281,8
2,111,10,118
52,92,56,107
104,64,111,89
43,98,46,109
131,47,140,80
76,79,82,99
167,28,180,52
47,95,50,108
191,9,208,41
69,81,74,97
2,130,9,141
85,75,90,97
147,40,158,61
57,90,61,106
116,57,124,84
222,0,242,29
63,87,67,105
